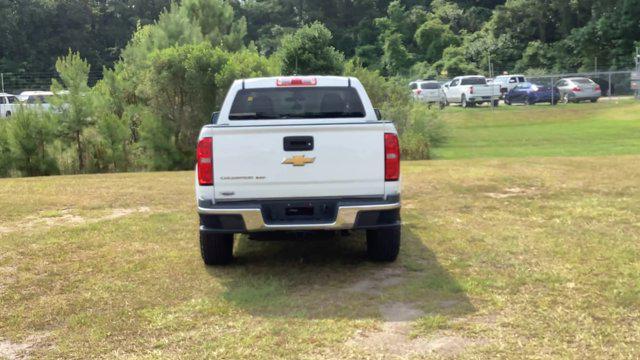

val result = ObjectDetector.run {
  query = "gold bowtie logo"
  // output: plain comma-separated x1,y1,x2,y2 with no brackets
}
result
282,155,316,166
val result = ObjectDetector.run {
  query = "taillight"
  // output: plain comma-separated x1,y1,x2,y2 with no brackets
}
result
384,133,400,181
572,86,581,92
469,86,474,94
595,84,601,91
416,89,422,95
197,137,213,186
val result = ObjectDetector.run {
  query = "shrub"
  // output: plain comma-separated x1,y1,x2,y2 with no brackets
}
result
139,113,185,171
400,103,448,160
344,60,448,160
0,121,12,177
51,51,95,173
278,22,345,75
7,110,59,177
139,43,276,170
91,113,131,172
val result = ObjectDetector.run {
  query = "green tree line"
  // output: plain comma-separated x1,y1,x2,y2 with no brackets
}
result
2,0,639,77
1,0,636,177
0,0,447,178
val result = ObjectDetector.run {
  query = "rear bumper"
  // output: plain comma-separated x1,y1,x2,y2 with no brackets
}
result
198,196,401,233
568,92,601,100
468,95,500,102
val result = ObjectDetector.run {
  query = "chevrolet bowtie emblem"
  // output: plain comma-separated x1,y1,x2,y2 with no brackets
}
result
282,155,316,166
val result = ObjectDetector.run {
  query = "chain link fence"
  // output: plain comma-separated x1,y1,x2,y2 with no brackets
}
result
525,70,636,99
408,69,638,104
0,71,103,94
1,69,637,101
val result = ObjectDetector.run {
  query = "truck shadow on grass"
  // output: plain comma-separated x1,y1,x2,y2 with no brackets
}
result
207,226,475,321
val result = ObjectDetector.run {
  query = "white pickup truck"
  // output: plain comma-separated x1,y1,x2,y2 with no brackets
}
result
195,76,402,265
443,75,501,108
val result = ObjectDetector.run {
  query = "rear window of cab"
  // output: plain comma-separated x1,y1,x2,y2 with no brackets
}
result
420,82,440,90
229,87,366,120
460,77,486,85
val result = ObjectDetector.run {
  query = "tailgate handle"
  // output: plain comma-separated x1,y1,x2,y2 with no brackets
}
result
283,136,314,151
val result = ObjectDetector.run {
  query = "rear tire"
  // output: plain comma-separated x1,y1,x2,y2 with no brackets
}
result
492,99,499,107
366,226,401,262
590,98,598,103
200,232,234,265
5,111,11,117
526,96,535,105
461,95,469,108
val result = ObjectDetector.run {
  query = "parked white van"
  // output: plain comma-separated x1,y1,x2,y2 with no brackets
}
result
19,91,55,111
0,93,19,118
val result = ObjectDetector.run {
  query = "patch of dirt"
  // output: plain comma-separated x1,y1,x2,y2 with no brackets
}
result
0,207,152,235
346,267,406,295
102,206,151,220
0,333,48,360
347,302,488,358
379,302,425,322
485,187,539,199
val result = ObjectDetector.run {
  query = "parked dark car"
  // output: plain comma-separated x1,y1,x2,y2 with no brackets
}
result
504,82,560,105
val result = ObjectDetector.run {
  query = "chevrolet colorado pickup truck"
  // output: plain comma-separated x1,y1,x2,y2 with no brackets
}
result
195,76,401,265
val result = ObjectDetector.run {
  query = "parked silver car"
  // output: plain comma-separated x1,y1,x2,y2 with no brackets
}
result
555,77,601,103
409,80,446,108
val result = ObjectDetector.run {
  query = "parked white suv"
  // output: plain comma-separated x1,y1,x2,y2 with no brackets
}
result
443,76,501,108
195,76,402,265
0,93,19,118
409,80,446,108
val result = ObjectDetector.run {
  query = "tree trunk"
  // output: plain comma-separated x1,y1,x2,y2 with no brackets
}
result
76,130,84,172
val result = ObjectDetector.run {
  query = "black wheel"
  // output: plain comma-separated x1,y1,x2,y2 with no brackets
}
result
492,99,500,107
590,98,598,103
5,111,11,117
366,226,401,262
526,96,535,105
551,100,558,105
461,95,469,108
200,232,234,265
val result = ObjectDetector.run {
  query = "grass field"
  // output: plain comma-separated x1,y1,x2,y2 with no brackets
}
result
1,101,639,359
436,99,640,159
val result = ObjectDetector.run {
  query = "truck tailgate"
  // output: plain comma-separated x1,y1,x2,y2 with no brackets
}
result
211,123,386,201
472,85,500,96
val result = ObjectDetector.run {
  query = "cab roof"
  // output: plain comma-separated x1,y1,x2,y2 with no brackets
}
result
239,76,353,89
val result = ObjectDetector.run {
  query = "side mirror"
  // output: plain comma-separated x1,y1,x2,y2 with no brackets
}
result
211,111,220,124
374,108,382,121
